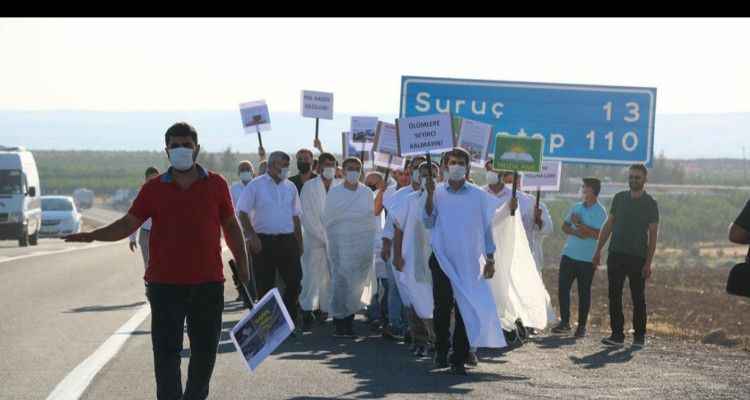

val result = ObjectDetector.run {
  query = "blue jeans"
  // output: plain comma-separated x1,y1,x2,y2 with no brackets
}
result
367,278,388,322
385,261,405,332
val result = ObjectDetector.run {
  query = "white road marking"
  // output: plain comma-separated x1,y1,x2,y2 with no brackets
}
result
46,304,151,400
0,242,121,265
42,243,231,399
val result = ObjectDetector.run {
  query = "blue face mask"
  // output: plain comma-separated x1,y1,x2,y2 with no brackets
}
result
168,148,195,171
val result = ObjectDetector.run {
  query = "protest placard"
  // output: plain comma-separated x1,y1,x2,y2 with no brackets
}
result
396,113,454,157
456,118,493,168
521,160,562,192
229,288,294,373
239,100,272,134
342,132,373,164
300,90,334,120
350,116,379,151
372,121,407,170
493,135,544,173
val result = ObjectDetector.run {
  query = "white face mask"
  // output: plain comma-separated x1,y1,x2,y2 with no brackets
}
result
345,170,360,184
322,167,336,181
168,148,195,171
448,165,466,182
420,176,429,191
279,167,289,181
239,171,253,183
486,171,499,186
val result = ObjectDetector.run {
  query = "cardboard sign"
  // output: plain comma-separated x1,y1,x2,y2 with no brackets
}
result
493,135,544,173
350,116,379,151
521,160,562,192
300,90,334,120
229,288,294,372
456,118,493,168
372,121,406,169
239,100,272,134
396,113,454,157
342,132,372,163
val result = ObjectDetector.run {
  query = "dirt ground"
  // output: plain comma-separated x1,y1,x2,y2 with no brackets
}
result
541,263,750,349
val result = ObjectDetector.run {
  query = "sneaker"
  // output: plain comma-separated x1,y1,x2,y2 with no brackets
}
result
551,322,571,334
433,352,448,368
632,336,646,349
449,363,468,376
601,335,625,347
412,345,423,357
382,326,404,341
574,327,588,338
466,351,479,366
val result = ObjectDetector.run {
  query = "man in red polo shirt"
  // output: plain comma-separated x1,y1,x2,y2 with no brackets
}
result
64,122,249,400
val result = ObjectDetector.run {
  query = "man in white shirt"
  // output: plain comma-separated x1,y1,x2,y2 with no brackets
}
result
129,166,159,268
238,151,304,326
229,160,255,211
228,160,255,306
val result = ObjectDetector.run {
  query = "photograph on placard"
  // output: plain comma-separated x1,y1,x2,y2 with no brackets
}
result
493,135,544,173
239,100,272,133
456,118,493,168
301,90,334,120
342,131,373,164
373,151,406,170
229,289,294,372
350,116,379,150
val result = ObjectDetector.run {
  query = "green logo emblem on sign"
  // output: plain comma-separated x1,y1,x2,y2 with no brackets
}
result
493,135,544,173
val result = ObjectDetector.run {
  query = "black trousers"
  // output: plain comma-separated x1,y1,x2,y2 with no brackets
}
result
430,253,469,365
146,282,224,400
255,233,302,322
558,255,595,328
607,252,647,338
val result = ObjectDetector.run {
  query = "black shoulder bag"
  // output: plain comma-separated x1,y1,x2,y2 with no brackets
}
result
727,249,750,298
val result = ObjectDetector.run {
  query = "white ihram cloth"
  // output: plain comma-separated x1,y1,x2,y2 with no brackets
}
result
488,202,555,330
322,183,376,318
382,185,416,307
299,177,340,312
393,190,434,319
427,183,506,348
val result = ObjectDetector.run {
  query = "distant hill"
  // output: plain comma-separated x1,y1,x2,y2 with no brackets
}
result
1,110,749,159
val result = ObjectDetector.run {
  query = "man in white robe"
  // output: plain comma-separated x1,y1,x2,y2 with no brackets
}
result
380,156,425,340
392,161,438,357
322,157,376,337
299,152,339,331
423,148,506,375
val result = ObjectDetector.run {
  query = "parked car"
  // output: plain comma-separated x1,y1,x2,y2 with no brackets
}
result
0,146,41,247
40,196,81,238
73,188,95,209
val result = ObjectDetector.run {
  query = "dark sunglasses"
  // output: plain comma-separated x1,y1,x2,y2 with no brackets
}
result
628,175,643,180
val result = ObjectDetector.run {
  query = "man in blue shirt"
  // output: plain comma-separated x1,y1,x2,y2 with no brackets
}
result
552,178,607,338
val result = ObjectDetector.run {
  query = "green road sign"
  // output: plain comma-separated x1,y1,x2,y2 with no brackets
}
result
493,135,544,172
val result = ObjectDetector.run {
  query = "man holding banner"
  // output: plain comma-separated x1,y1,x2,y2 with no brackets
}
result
423,147,506,375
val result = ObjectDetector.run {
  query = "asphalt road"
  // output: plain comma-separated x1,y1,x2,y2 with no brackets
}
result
1,207,749,399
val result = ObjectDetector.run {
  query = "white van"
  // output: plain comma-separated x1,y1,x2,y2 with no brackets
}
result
0,146,42,246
